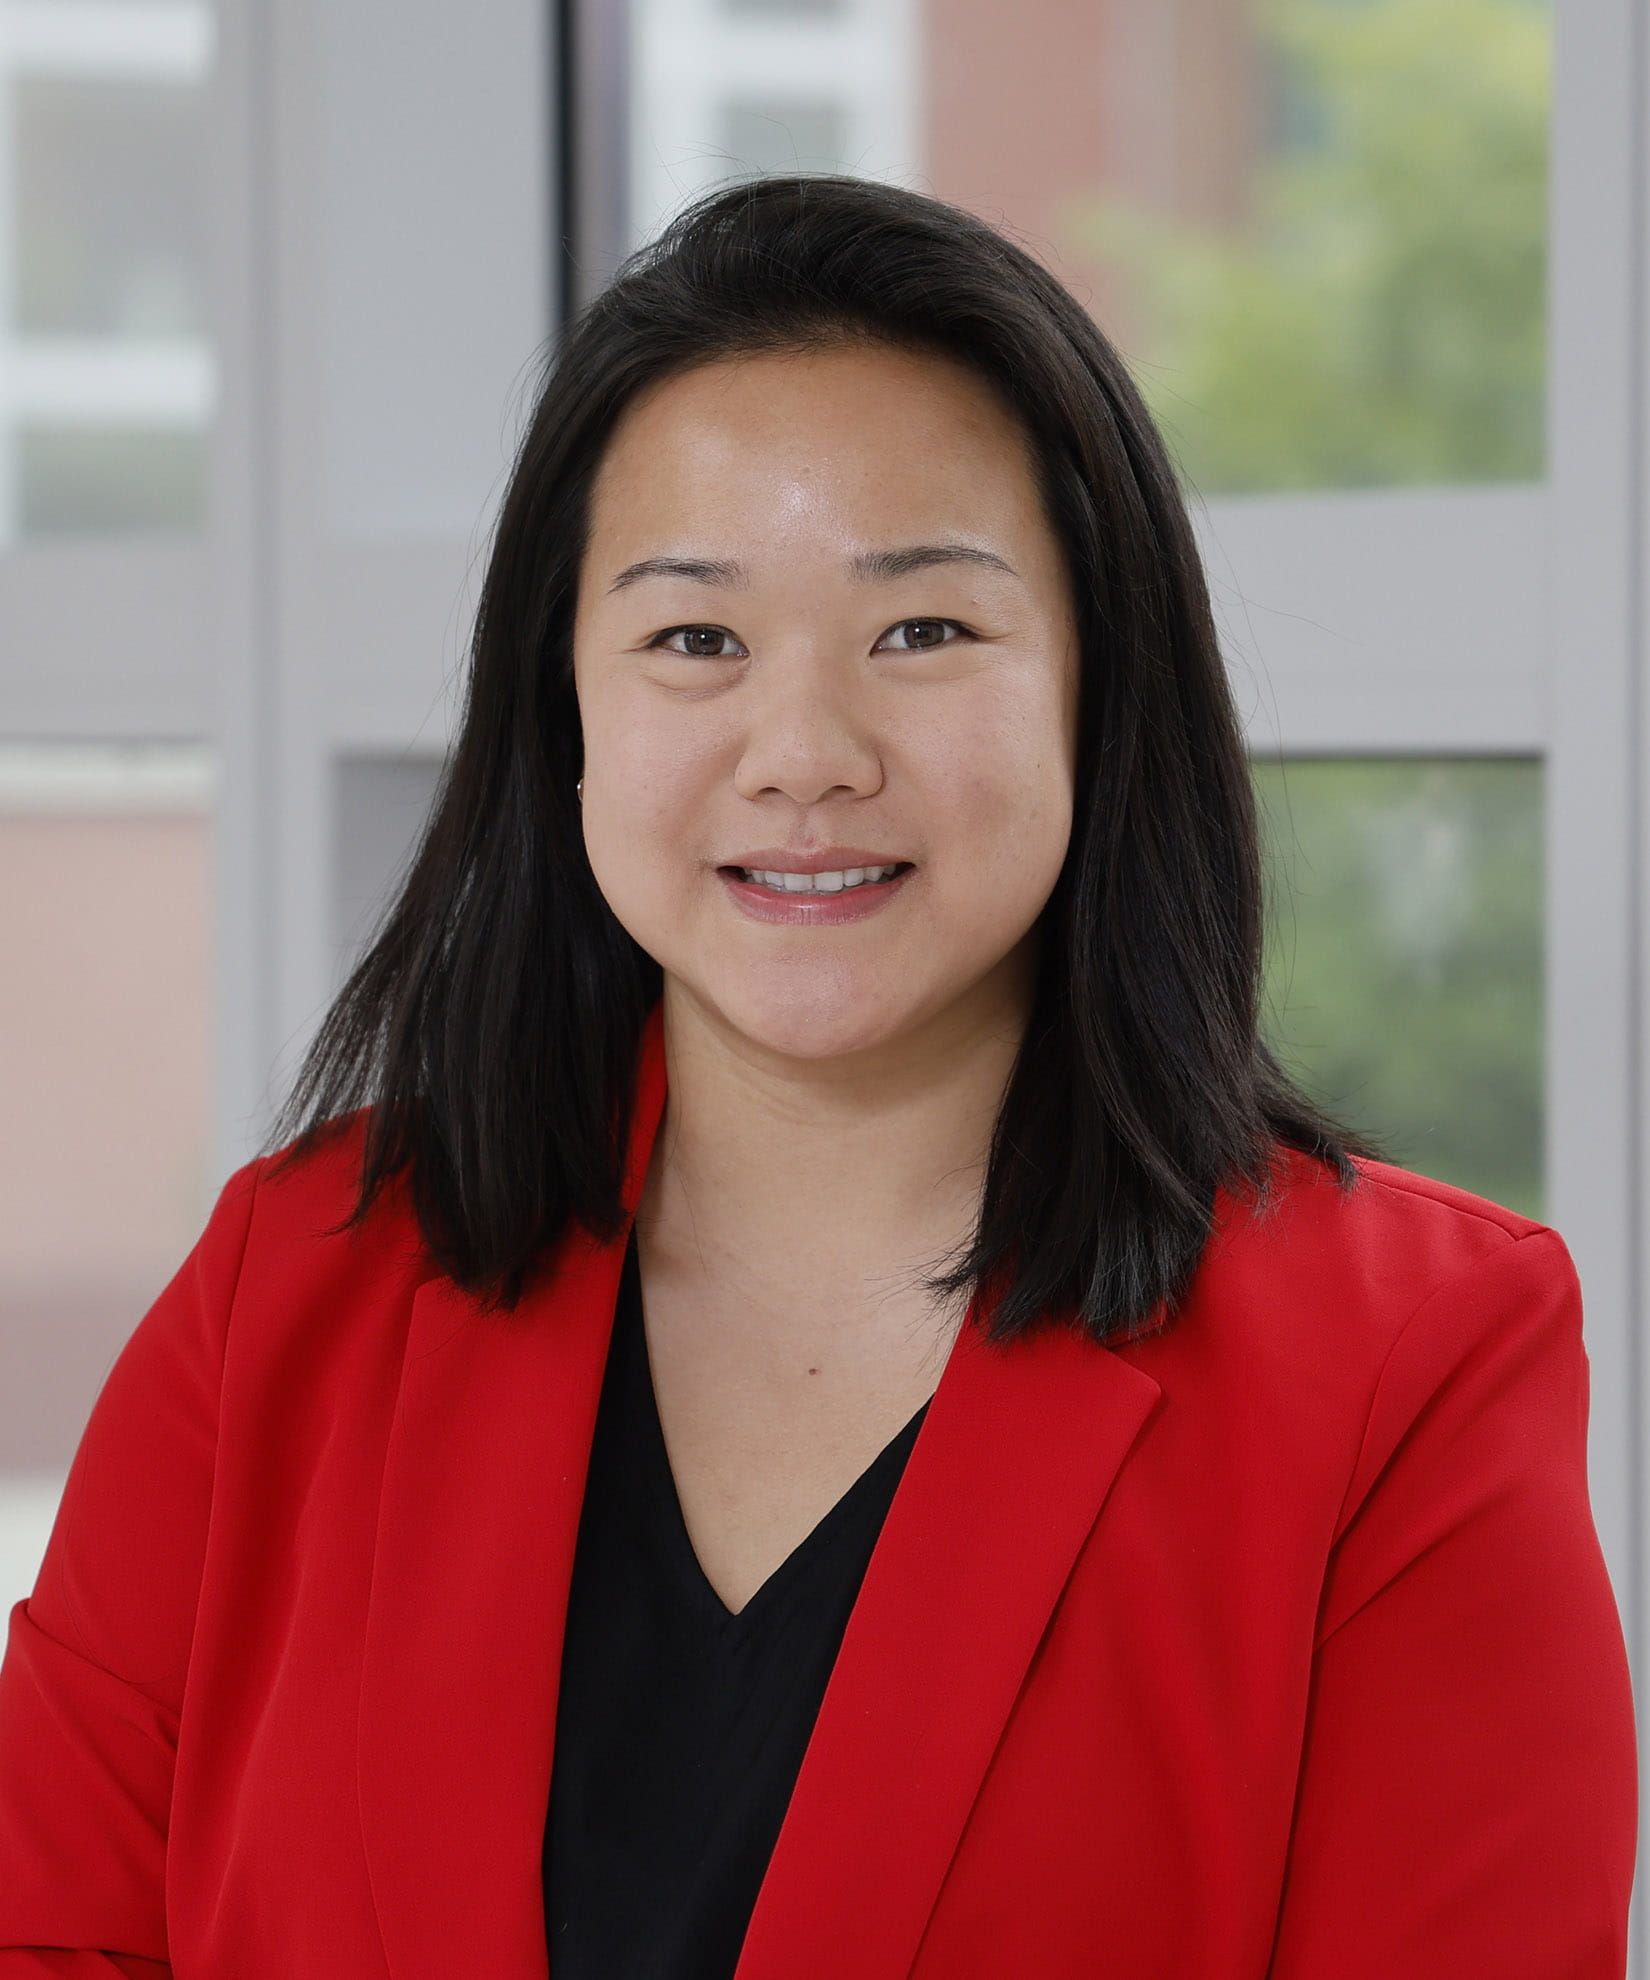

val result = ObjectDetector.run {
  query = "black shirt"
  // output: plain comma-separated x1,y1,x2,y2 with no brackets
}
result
543,1228,930,1979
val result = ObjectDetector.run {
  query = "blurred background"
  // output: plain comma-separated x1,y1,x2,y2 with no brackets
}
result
0,0,1641,1932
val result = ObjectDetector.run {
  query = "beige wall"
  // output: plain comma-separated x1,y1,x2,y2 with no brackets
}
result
0,812,211,1470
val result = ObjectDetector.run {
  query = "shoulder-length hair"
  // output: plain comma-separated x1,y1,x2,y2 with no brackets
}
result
268,170,1378,1347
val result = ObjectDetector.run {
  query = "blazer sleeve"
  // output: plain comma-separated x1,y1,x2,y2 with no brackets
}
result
1266,1225,1638,1980
0,1160,261,1976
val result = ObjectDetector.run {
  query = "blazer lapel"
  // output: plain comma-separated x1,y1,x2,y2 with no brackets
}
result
732,1299,1163,1980
357,1002,668,1980
357,997,1165,1980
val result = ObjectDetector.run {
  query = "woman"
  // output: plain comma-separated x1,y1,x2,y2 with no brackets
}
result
0,173,1636,1978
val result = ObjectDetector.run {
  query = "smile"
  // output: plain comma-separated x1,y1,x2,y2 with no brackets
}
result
717,862,915,924
734,864,904,894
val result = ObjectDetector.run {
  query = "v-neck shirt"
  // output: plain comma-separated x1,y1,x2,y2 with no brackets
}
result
542,1228,931,1979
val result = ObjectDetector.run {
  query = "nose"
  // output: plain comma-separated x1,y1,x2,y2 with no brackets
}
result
730,648,885,806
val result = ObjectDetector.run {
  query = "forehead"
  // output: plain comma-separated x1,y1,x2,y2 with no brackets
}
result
583,342,1050,559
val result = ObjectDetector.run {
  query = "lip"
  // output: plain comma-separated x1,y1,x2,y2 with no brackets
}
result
719,846,912,875
718,862,914,926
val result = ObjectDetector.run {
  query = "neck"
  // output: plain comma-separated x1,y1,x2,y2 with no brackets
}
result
635,962,1033,1314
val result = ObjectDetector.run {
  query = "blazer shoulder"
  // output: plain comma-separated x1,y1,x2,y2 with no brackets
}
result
1239,1143,1553,1261
1339,1151,1547,1241
1190,1146,1577,1376
239,1108,430,1290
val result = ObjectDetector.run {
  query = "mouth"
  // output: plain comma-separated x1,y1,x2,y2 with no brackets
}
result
718,861,915,897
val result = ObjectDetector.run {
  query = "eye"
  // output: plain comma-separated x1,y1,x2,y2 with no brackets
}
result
877,617,969,652
648,618,970,658
651,624,748,659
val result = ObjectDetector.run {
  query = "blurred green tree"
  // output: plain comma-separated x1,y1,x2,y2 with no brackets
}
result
1060,1,1551,1210
1060,0,1549,493
1253,759,1543,1216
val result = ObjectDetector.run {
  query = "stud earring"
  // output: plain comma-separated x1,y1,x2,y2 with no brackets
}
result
576,778,584,802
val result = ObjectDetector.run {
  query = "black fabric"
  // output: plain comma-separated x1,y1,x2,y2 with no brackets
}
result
543,1228,929,1980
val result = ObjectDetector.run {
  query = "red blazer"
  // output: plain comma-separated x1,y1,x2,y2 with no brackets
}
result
0,1003,1637,1978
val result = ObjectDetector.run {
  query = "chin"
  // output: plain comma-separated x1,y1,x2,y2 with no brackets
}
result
699,971,922,1065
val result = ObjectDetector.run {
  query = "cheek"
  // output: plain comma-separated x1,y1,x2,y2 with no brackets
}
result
589,695,710,823
915,700,1074,878
582,699,722,906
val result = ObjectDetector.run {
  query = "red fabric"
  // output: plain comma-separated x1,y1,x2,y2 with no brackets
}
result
0,1001,1636,1977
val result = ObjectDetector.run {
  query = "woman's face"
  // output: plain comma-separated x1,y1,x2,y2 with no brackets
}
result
572,340,1081,1063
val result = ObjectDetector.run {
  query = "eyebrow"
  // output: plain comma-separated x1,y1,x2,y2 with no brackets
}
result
604,542,1020,594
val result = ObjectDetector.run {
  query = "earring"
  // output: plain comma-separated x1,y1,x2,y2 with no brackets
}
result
576,778,584,802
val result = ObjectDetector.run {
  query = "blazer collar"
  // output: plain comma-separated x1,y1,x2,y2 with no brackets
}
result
357,1001,1164,1980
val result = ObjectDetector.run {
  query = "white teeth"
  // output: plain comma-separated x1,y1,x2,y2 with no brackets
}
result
740,864,901,892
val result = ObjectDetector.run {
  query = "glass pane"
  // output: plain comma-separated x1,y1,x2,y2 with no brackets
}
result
595,0,1549,496
0,5,216,542
1254,757,1543,1216
723,0,843,15
720,99,847,176
0,743,214,1612
16,73,206,338
18,423,205,531
332,752,444,978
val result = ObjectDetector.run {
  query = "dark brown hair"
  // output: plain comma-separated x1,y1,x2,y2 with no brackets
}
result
267,171,1376,1346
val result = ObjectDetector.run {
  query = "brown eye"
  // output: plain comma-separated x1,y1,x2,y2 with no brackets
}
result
656,625,745,658
881,618,962,651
